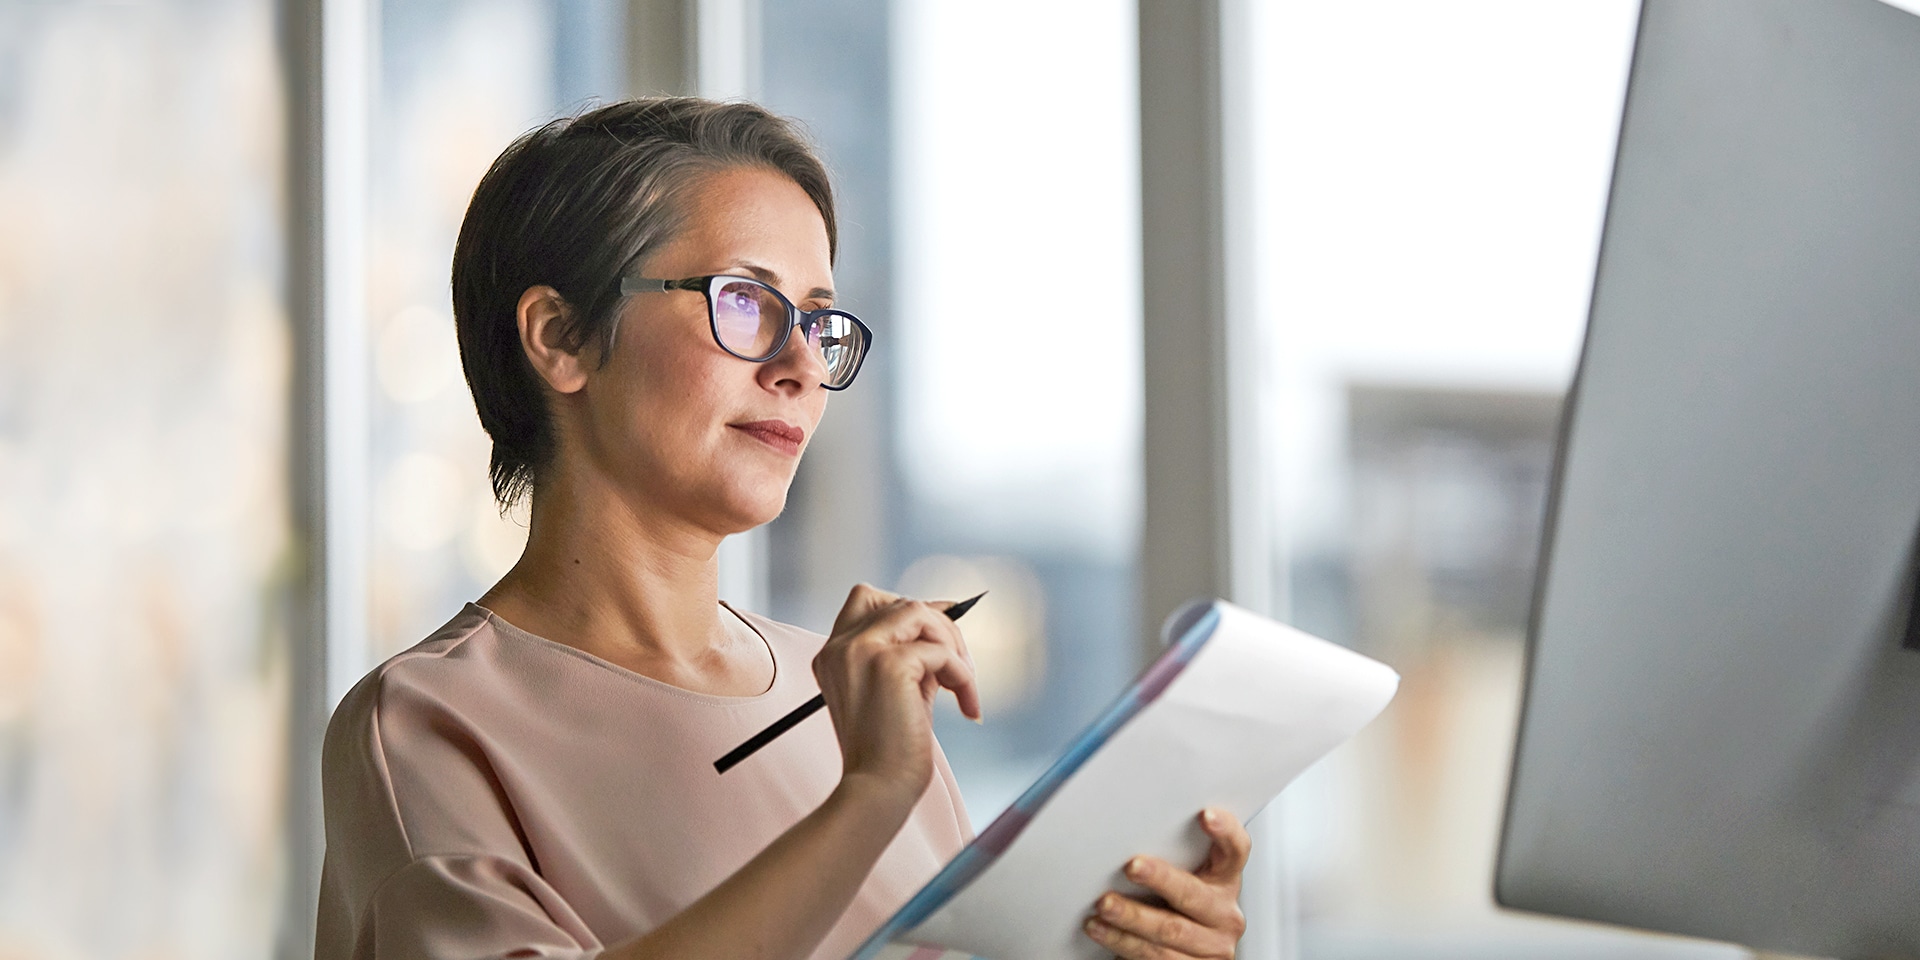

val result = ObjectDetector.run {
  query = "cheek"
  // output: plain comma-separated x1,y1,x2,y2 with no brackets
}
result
632,365,730,448
591,346,718,457
619,317,726,402
639,356,764,462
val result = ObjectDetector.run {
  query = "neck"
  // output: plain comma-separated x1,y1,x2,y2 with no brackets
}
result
479,462,731,673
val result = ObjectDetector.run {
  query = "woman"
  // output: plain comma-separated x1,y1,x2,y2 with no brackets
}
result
317,97,1251,960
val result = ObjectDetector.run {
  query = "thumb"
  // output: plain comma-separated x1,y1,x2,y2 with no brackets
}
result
831,582,901,634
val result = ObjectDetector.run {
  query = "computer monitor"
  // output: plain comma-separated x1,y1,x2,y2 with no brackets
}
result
1495,0,1920,957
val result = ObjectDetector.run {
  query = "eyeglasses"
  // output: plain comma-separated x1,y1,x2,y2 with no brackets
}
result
618,274,873,390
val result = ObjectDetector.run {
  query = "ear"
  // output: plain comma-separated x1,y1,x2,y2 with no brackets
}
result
516,285,590,395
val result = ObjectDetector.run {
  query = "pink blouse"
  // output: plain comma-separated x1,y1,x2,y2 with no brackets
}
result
315,603,971,960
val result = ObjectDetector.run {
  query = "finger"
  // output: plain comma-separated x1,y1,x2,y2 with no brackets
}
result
833,597,936,661
1195,808,1252,882
816,594,912,691
1122,856,1245,933
1092,891,1236,959
854,602,981,719
916,612,981,720
883,638,981,720
858,597,964,648
1083,913,1201,960
830,583,901,636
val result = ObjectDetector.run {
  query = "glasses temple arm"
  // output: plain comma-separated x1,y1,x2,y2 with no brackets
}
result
620,276,713,295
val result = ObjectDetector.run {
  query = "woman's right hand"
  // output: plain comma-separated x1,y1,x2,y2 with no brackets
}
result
609,587,982,960
813,584,981,805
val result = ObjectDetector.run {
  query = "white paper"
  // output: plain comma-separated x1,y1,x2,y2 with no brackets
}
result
858,600,1399,960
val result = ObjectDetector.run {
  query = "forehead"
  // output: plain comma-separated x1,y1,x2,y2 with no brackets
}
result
665,167,833,280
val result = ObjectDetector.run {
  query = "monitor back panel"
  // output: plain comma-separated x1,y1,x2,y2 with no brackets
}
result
1497,1,1920,957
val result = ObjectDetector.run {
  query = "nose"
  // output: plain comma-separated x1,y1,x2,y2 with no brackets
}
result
761,315,830,392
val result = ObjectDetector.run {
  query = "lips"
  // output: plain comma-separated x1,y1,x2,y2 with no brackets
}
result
730,419,805,456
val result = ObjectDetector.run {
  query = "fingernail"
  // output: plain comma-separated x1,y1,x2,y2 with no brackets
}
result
1125,856,1145,878
1099,894,1119,914
1202,808,1219,828
1084,917,1108,938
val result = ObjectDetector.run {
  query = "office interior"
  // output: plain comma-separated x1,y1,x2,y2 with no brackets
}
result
1,0,1910,958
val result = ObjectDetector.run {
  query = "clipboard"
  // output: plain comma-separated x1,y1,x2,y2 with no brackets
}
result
848,598,1400,960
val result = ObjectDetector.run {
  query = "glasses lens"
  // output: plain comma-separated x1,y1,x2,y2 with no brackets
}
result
711,278,787,359
808,312,867,388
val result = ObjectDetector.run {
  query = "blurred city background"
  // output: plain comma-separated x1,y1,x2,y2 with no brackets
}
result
0,0,1813,958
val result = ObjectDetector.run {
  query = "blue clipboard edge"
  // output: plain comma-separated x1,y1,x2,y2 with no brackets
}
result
846,599,1225,960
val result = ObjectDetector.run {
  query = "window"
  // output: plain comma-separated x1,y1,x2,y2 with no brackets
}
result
366,0,627,661
761,0,1145,826
0,1,292,954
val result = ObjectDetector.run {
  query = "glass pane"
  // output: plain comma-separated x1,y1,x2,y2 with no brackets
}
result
837,0,1140,827
0,1,292,956
367,0,626,661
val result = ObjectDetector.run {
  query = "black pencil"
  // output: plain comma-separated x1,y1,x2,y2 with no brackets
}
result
713,591,986,774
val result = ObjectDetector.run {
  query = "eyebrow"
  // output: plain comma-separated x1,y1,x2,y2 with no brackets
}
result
725,261,835,303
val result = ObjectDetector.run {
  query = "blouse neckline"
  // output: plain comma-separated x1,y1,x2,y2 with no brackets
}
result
468,601,784,705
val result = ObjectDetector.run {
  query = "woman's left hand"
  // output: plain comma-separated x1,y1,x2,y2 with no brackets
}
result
1082,808,1251,960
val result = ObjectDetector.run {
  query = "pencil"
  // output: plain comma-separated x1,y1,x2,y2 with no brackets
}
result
713,591,986,774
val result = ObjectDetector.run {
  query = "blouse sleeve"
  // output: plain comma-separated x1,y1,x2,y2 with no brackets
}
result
331,855,601,960
315,664,604,960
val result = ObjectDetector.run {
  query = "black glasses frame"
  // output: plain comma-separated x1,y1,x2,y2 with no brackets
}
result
618,273,873,391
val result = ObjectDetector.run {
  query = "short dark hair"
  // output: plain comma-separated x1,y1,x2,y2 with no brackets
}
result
451,97,838,507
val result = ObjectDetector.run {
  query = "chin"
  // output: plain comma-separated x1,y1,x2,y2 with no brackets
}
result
712,482,791,534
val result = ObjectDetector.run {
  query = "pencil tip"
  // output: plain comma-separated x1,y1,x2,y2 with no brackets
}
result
945,591,988,620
